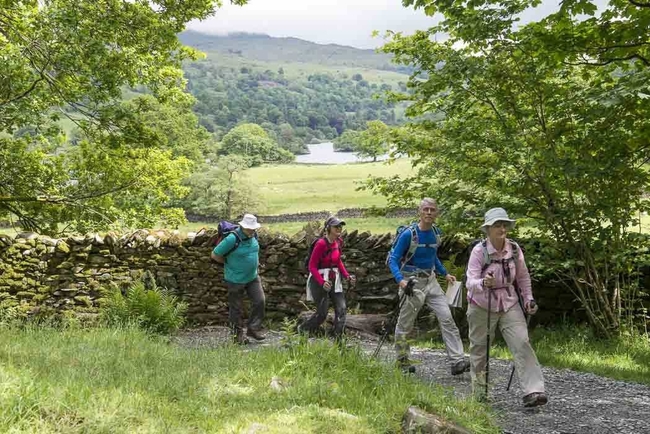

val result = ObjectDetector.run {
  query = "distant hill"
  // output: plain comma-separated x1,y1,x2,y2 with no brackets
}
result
177,31,411,153
178,31,410,74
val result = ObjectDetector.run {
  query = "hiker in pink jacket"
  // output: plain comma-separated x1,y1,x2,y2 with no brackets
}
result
466,207,547,407
300,216,356,338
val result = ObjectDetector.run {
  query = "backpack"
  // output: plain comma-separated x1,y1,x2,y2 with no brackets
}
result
214,220,258,262
471,238,521,280
385,223,442,269
304,237,342,271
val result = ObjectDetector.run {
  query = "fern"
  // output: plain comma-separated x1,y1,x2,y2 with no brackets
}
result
101,273,187,334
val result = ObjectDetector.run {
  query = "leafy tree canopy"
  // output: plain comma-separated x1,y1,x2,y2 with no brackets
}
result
1,0,244,234
219,123,295,166
353,120,390,162
369,0,650,334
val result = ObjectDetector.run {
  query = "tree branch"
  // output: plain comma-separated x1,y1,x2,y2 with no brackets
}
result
0,75,46,106
629,0,650,7
565,53,650,67
0,195,66,204
0,180,136,204
71,181,138,201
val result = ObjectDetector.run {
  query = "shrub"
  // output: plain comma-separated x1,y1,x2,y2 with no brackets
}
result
101,272,187,334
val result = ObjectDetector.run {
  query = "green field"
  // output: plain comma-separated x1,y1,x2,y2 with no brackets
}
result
202,51,408,86
247,158,415,215
172,158,418,236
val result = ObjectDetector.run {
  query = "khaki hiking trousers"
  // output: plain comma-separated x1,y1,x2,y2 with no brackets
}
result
467,302,545,397
394,272,465,365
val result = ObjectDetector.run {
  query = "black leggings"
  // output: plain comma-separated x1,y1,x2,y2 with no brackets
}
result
301,278,346,336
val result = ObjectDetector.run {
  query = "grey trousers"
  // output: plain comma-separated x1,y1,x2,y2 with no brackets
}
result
394,273,465,365
467,302,545,397
226,276,265,331
301,278,346,336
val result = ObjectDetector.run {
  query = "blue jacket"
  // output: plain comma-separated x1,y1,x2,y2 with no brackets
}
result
388,224,448,283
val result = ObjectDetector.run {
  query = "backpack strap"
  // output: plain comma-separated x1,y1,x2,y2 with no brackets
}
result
414,224,441,249
509,240,520,280
480,239,520,285
399,224,419,270
314,237,340,269
480,240,490,273
223,231,243,259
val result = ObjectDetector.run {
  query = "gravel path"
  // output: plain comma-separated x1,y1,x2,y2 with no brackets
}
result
173,327,650,434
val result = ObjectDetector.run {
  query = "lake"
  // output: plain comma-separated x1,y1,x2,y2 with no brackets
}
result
295,142,388,164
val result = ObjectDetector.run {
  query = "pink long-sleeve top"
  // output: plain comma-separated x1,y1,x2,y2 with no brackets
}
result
308,238,350,286
466,238,533,312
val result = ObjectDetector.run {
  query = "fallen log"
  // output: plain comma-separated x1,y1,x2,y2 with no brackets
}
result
298,311,391,335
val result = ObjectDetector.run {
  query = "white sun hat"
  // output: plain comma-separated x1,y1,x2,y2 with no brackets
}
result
239,213,261,230
480,207,516,233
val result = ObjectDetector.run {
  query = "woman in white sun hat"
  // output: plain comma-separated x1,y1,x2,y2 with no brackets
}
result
465,207,547,407
211,213,266,345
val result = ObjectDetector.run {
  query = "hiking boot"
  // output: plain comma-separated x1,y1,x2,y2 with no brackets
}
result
523,392,548,408
246,328,266,341
397,356,416,374
232,327,249,345
451,359,471,376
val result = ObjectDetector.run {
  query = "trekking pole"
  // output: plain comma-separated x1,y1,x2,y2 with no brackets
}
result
372,276,416,359
485,272,494,400
506,300,535,391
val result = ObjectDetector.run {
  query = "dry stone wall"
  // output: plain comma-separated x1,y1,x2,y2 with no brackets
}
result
185,207,417,224
0,228,582,326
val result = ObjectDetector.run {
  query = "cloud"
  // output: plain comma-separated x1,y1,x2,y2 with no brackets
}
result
187,0,440,49
187,0,607,49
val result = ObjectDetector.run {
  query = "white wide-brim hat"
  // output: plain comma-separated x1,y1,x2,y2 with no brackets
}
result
480,207,516,233
239,213,261,230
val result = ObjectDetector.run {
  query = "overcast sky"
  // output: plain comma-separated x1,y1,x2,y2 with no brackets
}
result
187,0,569,49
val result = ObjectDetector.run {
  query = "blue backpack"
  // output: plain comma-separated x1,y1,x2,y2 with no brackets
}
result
385,223,441,269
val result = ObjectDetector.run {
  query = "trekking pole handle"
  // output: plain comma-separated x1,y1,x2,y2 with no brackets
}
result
403,276,417,296
406,276,417,289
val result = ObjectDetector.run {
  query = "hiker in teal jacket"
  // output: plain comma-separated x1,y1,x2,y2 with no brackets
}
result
211,214,266,344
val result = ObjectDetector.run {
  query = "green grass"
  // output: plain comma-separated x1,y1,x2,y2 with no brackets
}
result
212,55,408,87
247,158,415,215
0,326,497,433
417,325,650,385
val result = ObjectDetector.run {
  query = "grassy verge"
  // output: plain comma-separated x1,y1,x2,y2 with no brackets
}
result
0,326,497,433
417,325,650,385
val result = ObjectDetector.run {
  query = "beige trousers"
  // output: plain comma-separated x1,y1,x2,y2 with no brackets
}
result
394,273,465,365
467,302,545,397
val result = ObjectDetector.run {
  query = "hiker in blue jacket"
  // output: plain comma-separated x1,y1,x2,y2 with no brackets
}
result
388,198,469,375
211,214,266,345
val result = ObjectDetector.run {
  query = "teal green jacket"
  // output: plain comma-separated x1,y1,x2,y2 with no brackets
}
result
212,228,259,284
